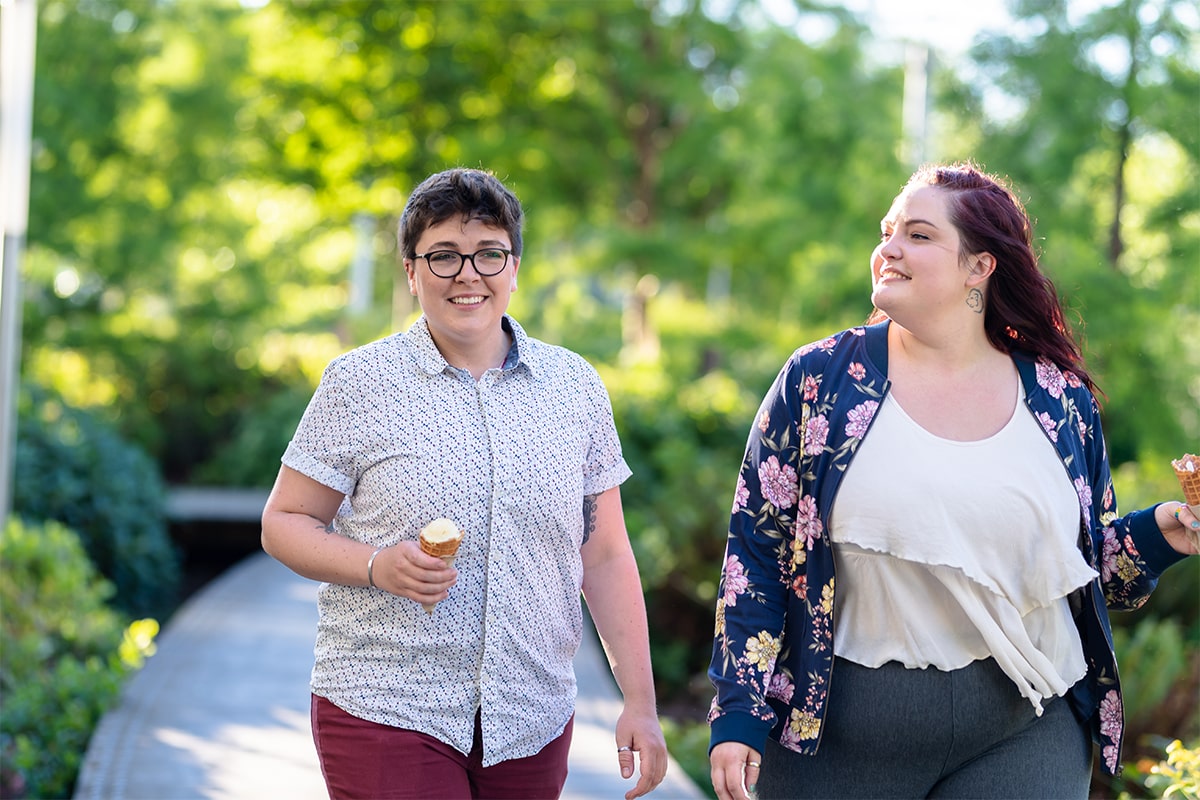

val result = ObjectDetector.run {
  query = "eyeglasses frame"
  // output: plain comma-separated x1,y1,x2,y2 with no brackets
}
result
414,247,514,278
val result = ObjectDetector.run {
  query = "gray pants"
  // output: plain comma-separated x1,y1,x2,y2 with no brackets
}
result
757,657,1093,799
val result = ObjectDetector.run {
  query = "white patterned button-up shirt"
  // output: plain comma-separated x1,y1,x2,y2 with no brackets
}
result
282,315,631,766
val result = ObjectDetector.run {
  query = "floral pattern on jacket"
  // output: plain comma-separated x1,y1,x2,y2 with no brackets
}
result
708,322,1186,775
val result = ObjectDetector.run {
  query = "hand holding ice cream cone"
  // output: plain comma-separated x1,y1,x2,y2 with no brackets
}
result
419,518,464,614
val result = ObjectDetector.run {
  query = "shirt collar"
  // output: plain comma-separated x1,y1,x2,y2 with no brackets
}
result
405,315,544,380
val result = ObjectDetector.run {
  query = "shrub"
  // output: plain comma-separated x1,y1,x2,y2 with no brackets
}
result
1144,739,1200,799
0,517,159,799
605,360,757,706
661,717,717,800
13,386,180,618
1112,617,1192,729
1115,738,1200,800
189,383,312,488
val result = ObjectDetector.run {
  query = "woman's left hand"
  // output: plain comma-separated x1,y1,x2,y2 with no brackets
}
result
1157,501,1200,556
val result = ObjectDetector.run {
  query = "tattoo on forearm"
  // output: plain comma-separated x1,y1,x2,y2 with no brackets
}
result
310,517,335,534
582,494,598,545
966,288,984,313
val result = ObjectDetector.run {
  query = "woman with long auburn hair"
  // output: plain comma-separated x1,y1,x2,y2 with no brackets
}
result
708,162,1197,799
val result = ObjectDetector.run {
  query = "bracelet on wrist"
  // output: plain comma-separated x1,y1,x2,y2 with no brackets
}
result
367,546,384,589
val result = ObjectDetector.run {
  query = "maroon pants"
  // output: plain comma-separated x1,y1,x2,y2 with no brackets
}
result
310,694,573,800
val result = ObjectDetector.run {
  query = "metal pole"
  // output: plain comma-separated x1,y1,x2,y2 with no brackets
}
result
0,0,38,521
349,212,374,315
902,42,931,169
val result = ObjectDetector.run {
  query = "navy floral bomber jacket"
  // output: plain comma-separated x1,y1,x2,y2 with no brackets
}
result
707,321,1187,775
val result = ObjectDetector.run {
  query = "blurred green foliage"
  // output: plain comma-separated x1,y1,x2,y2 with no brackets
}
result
1112,618,1190,729
190,383,314,488
662,716,719,799
1112,737,1200,800
14,0,1200,788
13,387,181,618
26,0,1195,486
1139,740,1200,800
0,518,159,799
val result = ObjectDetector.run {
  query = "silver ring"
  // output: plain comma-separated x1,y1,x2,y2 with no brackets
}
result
617,746,632,753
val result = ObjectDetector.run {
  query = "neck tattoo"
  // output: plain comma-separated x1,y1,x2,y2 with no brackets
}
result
966,288,984,313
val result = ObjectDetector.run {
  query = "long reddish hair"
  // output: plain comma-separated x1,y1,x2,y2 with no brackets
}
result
867,162,1097,394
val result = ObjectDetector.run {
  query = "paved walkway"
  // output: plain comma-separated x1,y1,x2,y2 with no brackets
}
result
75,552,707,800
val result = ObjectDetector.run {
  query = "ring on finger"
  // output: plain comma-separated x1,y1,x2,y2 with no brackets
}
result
1176,506,1185,521
617,746,632,753
747,760,761,768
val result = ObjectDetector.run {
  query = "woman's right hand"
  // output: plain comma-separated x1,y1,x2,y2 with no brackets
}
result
369,541,458,604
710,741,762,800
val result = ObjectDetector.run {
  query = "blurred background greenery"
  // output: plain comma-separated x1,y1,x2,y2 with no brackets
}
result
3,0,1197,797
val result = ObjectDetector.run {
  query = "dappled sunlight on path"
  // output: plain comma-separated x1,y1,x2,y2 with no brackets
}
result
76,553,704,799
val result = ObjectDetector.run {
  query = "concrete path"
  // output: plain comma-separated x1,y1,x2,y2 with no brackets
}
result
75,552,706,800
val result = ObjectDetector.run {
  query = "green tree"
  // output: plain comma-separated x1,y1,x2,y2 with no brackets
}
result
27,0,337,480
964,0,1199,463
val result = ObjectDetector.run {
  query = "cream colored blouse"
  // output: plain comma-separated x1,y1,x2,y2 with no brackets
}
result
828,383,1097,714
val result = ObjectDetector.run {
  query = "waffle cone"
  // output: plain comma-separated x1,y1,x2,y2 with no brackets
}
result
1173,454,1200,506
421,553,458,615
420,538,462,558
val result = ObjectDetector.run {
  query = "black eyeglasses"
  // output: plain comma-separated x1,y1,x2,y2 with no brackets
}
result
415,248,512,278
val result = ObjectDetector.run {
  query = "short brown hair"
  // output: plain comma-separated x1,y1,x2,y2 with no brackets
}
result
398,168,524,260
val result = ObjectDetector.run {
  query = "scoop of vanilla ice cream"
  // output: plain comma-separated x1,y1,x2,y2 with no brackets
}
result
420,518,462,544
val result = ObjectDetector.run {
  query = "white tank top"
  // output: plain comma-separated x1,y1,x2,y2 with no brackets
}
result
828,382,1097,714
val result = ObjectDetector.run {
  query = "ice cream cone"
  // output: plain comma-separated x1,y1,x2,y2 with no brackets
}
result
1171,453,1200,551
419,518,463,614
1172,453,1200,507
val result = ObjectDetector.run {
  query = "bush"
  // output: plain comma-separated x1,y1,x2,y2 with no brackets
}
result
1143,739,1200,799
189,383,312,488
605,359,757,708
13,386,181,618
0,517,159,799
1113,618,1193,730
1114,738,1200,800
661,717,717,800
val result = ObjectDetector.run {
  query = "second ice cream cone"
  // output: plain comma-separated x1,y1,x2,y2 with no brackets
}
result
1172,453,1200,506
1172,453,1200,551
